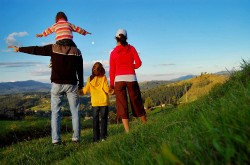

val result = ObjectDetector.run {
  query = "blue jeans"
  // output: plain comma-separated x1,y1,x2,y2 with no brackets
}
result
51,83,81,143
92,106,109,142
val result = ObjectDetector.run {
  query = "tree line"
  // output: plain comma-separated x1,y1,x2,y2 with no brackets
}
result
141,82,192,108
0,82,192,120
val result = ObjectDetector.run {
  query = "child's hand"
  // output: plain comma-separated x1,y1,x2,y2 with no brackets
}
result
36,34,43,37
78,89,84,96
8,46,19,52
109,88,115,95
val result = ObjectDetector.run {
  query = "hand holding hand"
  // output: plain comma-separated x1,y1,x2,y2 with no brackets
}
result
8,46,19,52
78,89,84,96
109,88,115,95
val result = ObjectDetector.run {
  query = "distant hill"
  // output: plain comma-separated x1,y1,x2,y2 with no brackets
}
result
177,74,229,102
139,80,173,90
214,70,231,75
139,73,229,107
139,75,198,90
171,74,195,81
0,80,51,95
0,72,229,95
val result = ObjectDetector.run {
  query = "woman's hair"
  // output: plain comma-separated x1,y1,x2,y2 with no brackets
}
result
55,11,68,23
115,34,128,46
90,62,105,81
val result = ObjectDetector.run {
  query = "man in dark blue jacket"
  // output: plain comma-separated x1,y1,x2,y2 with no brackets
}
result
8,44,83,144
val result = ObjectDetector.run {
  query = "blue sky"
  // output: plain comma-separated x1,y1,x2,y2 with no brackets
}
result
0,0,249,83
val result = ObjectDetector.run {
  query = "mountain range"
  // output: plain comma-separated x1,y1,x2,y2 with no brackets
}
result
0,72,230,95
0,80,51,95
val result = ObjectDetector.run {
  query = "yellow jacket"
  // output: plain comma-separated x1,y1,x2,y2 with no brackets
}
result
82,75,114,106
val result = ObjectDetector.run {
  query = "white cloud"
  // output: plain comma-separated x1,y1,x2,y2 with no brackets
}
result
84,59,109,70
0,61,43,68
5,32,28,46
83,60,110,79
27,63,54,77
42,41,55,46
157,63,176,67
30,67,51,76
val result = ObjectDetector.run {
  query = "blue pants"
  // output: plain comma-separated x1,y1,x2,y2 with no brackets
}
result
51,83,81,143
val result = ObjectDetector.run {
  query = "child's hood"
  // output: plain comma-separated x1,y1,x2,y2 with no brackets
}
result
89,76,104,88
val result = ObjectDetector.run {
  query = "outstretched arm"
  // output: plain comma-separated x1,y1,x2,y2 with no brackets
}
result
36,34,43,38
70,23,91,36
36,26,55,38
8,45,52,56
8,46,19,52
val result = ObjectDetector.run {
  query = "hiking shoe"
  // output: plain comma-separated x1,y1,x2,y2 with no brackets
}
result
53,142,61,146
73,140,79,144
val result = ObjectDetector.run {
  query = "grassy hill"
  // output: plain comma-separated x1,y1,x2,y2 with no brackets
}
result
0,60,249,164
140,73,228,108
30,97,51,111
139,80,173,90
177,73,229,102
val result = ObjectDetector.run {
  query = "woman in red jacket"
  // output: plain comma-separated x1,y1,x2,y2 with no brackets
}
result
109,29,146,133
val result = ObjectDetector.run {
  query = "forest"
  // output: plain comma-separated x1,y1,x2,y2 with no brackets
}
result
0,73,227,121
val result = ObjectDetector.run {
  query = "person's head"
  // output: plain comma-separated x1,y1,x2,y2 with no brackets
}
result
55,11,68,23
115,29,128,46
90,62,105,80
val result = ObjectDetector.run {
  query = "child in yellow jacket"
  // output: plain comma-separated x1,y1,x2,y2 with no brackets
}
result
82,62,114,142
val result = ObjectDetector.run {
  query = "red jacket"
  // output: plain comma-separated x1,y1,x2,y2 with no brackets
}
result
109,44,142,88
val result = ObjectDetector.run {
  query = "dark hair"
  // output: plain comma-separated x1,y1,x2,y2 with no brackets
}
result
90,62,105,81
55,11,68,23
115,34,128,46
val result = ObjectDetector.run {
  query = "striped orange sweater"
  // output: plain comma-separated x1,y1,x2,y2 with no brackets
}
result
41,18,89,41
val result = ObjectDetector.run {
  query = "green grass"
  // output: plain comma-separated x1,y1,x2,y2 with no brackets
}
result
0,60,249,165
0,116,92,147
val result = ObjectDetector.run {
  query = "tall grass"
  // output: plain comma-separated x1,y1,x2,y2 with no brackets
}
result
0,60,249,164
59,60,250,164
